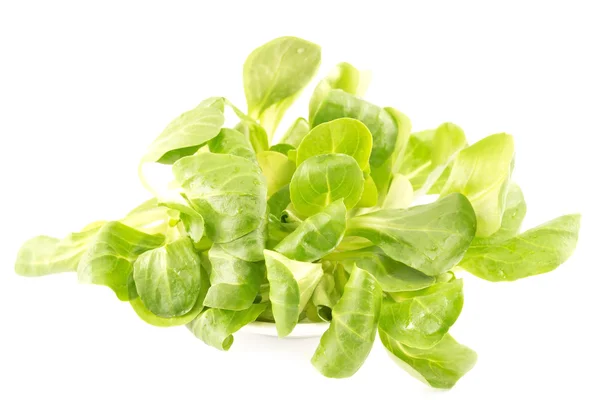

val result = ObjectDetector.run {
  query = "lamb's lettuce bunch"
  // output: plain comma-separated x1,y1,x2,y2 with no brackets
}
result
15,37,580,389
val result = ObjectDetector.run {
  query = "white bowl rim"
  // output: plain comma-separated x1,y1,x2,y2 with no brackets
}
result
243,321,329,338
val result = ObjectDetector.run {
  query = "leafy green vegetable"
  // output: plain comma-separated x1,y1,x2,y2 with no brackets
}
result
311,266,382,378
16,35,581,389
290,153,364,217
130,265,209,327
172,152,267,243
381,173,413,210
15,222,104,277
263,250,323,336
133,237,203,318
309,62,369,125
280,117,310,147
257,150,296,197
460,214,580,281
312,89,397,168
397,123,467,195
346,193,477,276
269,143,295,155
244,36,321,135
209,128,257,161
356,174,379,208
379,279,464,349
219,211,267,262
310,270,341,321
296,118,372,170
470,182,526,245
324,247,435,292
440,133,514,237
203,244,264,310
142,103,224,164
234,120,270,153
77,222,165,300
380,333,477,389
189,303,267,350
274,199,346,262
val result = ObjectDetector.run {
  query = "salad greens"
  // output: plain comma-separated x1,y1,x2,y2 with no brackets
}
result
15,36,581,389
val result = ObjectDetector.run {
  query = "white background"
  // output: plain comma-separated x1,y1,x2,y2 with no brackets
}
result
1,1,599,399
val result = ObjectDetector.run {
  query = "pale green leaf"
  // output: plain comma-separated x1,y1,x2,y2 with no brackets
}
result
324,246,435,292
203,244,264,310
133,237,203,318
296,118,372,170
130,265,209,327
264,250,323,336
460,214,580,281
290,153,364,217
257,150,296,197
380,332,477,389
311,266,382,378
441,133,514,237
244,36,321,134
77,222,165,300
274,199,346,262
188,303,267,350
379,279,464,349
346,193,477,276
311,89,397,168
172,152,267,243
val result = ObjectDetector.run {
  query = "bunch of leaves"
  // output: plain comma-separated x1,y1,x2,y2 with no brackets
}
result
15,36,580,389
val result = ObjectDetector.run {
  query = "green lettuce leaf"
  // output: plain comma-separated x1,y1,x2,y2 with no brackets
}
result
346,193,477,276
263,250,323,336
311,266,382,378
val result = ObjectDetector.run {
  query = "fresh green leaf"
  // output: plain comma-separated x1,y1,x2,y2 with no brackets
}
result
203,244,264,310
209,128,257,161
460,214,580,281
133,237,203,318
471,182,526,245
397,123,467,195
379,279,464,349
188,303,267,350
346,193,477,276
380,332,477,389
219,211,267,262
290,153,364,217
311,89,397,168
427,163,452,195
263,250,323,336
269,143,295,155
386,107,412,174
311,266,382,378
310,272,341,321
274,199,346,262
381,174,413,210
356,174,379,207
440,133,514,237
130,265,209,327
234,120,269,153
324,247,435,292
143,103,224,164
296,118,372,170
267,184,291,218
77,222,165,300
309,62,370,125
370,156,394,201
244,36,321,135
257,151,296,197
280,117,310,147
122,199,173,236
173,152,267,243
15,222,104,277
